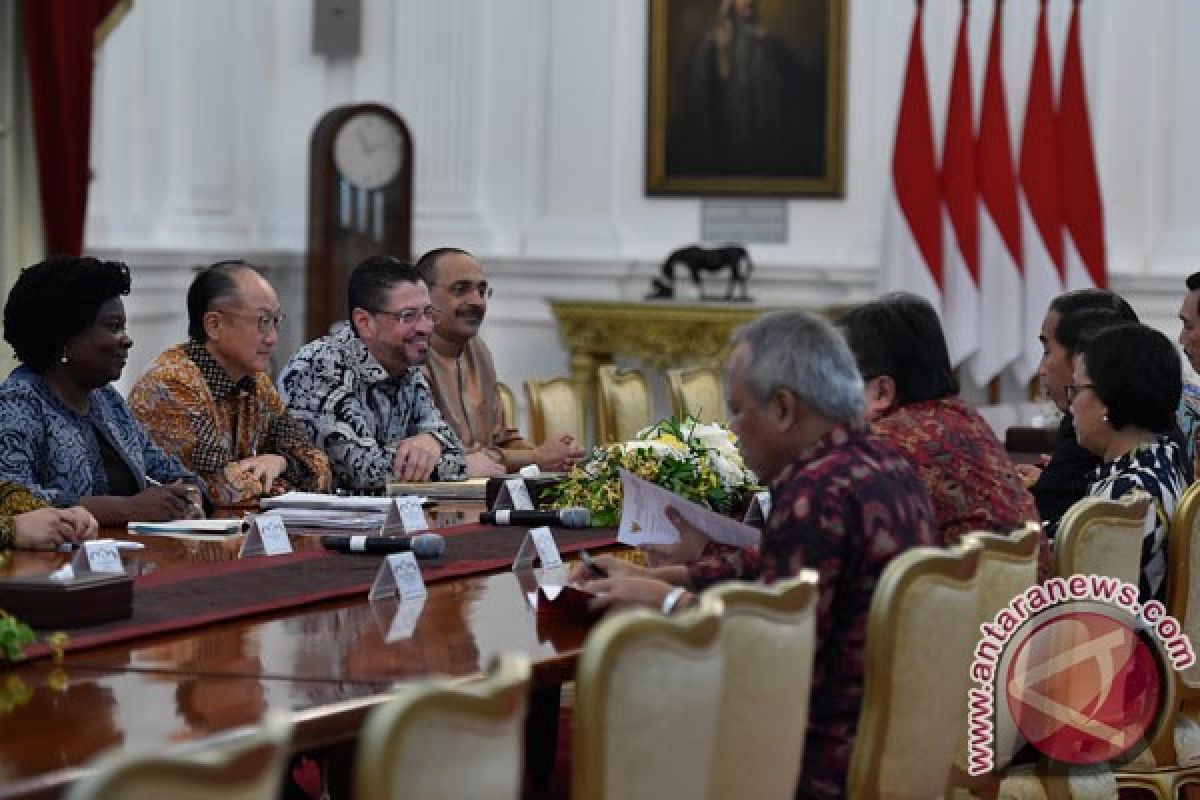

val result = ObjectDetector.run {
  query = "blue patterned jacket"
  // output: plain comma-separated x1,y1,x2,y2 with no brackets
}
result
0,366,198,506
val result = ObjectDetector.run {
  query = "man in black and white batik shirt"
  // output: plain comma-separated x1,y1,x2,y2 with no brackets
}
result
279,257,465,490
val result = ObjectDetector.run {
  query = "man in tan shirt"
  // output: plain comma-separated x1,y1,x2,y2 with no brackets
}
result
416,248,582,477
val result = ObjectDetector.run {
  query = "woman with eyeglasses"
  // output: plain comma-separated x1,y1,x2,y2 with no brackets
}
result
0,256,204,525
1070,323,1188,602
128,261,333,505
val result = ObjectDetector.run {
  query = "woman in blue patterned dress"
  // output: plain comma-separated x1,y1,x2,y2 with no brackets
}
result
0,256,202,525
1070,323,1188,602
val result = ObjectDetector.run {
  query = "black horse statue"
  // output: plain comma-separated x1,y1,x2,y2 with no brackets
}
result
646,244,753,302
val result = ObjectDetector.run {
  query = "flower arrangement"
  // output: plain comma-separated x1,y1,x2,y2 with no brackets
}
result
551,416,757,527
0,610,67,664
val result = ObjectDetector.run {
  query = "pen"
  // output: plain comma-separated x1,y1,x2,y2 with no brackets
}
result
57,541,146,552
579,550,607,578
145,476,162,487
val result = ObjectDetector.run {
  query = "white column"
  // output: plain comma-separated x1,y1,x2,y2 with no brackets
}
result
521,0,620,258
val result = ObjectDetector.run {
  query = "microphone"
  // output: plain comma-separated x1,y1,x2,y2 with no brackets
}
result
321,533,446,558
479,507,591,528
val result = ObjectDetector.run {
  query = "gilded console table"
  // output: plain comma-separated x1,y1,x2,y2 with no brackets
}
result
549,299,782,435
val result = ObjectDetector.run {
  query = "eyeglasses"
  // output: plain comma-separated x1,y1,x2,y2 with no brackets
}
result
1064,383,1096,404
371,305,438,324
220,310,285,335
439,280,493,299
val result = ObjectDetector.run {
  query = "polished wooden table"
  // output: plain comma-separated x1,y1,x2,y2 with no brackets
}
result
0,504,600,798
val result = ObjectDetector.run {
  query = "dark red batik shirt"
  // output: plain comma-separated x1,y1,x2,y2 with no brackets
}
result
688,423,939,799
871,397,1041,545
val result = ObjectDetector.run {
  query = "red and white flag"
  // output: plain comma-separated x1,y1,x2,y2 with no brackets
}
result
940,0,980,367
880,0,942,311
970,0,1023,386
1017,0,1065,382
1058,0,1106,289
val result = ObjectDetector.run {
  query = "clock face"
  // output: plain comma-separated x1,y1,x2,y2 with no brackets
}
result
333,112,404,190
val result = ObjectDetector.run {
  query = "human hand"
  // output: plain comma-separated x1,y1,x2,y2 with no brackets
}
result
567,553,649,584
579,576,676,613
238,454,288,494
128,484,196,521
392,434,443,482
1015,464,1043,489
12,507,96,550
62,506,99,541
639,506,713,566
465,450,506,478
532,435,585,473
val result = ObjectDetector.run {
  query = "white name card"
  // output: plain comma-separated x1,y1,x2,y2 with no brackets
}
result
383,496,428,534
369,551,428,601
239,514,293,558
70,539,125,575
492,478,535,511
512,526,564,572
743,491,772,525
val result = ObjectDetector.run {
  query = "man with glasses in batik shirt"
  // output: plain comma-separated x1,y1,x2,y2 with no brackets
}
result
278,256,466,489
415,248,583,478
130,261,333,506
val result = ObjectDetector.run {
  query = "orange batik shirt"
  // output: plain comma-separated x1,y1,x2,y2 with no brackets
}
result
128,343,332,506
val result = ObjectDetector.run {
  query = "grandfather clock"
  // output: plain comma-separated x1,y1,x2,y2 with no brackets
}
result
306,103,413,339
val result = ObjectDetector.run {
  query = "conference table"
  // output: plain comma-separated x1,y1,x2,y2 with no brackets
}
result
0,503,615,799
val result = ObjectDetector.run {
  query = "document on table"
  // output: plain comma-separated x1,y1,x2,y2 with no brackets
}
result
127,519,245,538
616,469,761,550
264,508,385,530
260,492,426,512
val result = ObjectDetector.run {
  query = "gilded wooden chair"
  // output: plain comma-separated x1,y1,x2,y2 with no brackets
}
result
523,377,585,447
353,652,530,800
947,525,1043,796
1115,480,1200,798
1053,490,1152,587
847,541,982,799
64,712,292,800
496,381,517,432
573,605,723,800
666,365,725,424
595,365,652,445
701,570,819,800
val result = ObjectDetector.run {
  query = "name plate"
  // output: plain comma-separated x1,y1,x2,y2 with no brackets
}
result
513,526,564,571
70,540,125,576
383,496,428,533
492,478,535,511
239,514,293,558
369,551,428,601
743,491,772,525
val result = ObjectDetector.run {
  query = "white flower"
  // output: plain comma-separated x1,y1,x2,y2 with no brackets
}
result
705,450,754,489
687,421,740,456
623,439,691,460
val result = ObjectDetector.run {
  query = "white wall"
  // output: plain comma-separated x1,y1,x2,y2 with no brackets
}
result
84,0,1200,420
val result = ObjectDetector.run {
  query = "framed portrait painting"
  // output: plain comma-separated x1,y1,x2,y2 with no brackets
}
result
646,0,847,197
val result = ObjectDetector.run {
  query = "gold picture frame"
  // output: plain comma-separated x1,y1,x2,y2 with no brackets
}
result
646,0,847,197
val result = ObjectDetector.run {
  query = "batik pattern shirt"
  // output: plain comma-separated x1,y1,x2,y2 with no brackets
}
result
1087,436,1188,602
688,424,939,800
129,343,333,506
0,366,198,506
278,322,466,489
0,481,46,549
871,397,1041,545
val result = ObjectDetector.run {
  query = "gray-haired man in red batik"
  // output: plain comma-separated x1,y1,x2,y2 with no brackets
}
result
574,310,939,800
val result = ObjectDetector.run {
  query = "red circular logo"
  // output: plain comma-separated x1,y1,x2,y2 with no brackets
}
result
1004,610,1164,764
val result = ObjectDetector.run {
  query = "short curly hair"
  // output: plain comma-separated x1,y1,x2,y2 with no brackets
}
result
1080,323,1181,434
4,256,132,373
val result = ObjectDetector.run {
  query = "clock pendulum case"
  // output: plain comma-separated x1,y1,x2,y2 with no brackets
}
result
306,103,414,340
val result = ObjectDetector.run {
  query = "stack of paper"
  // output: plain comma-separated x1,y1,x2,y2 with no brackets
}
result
127,519,246,539
387,478,488,500
263,508,384,530
261,491,404,513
